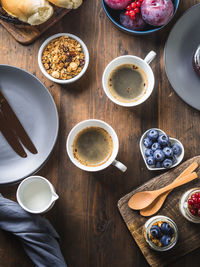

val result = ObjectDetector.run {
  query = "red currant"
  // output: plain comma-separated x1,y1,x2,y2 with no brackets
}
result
194,204,200,209
131,2,137,9
129,10,135,15
139,0,143,2
126,5,132,11
134,7,140,13
188,199,194,206
193,197,198,204
191,194,196,199
130,14,136,19
190,208,197,216
136,1,141,7
195,192,200,198
129,10,136,19
125,11,130,16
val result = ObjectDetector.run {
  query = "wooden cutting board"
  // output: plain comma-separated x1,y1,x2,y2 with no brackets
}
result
118,156,200,267
0,8,70,45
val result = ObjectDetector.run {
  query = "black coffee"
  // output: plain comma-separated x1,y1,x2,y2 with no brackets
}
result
72,127,113,167
108,64,147,102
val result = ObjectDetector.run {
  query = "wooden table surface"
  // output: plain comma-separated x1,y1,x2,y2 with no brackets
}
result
0,0,200,266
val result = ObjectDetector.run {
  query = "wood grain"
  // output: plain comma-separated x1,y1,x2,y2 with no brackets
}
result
0,0,200,267
118,156,200,267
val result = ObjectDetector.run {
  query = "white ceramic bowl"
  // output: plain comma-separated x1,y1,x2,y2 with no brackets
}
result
38,33,89,84
140,128,184,171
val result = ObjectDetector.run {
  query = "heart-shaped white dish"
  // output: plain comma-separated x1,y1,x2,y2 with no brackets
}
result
140,128,184,171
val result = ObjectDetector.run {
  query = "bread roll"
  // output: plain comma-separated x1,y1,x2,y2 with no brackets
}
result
1,0,54,25
48,0,82,9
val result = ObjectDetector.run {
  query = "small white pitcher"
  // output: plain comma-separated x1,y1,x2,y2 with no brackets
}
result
17,176,59,214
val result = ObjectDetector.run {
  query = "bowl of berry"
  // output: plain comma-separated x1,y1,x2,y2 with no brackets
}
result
144,215,178,251
180,188,200,224
140,128,184,170
102,0,180,35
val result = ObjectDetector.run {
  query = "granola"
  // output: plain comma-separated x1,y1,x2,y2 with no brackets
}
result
42,36,85,80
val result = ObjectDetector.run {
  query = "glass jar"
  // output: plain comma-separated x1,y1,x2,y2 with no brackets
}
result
143,215,178,252
179,188,200,223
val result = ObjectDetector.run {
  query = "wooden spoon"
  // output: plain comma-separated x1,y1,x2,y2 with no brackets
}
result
140,162,199,216
128,172,198,210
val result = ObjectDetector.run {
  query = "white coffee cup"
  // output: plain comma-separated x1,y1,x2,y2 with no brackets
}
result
66,119,127,172
102,51,156,107
16,176,59,214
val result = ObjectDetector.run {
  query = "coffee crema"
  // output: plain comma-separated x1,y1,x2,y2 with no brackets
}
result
72,127,113,167
108,63,148,103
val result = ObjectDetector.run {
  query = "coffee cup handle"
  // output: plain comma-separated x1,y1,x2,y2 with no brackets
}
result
144,51,156,65
112,159,127,172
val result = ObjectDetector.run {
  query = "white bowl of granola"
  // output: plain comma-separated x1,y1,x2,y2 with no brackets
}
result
38,33,89,84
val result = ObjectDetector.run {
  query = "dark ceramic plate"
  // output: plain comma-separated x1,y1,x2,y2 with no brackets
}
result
102,0,180,35
164,4,200,110
0,65,59,185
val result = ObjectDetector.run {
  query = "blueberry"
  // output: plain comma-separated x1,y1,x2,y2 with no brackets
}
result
143,137,152,148
147,129,159,141
161,222,171,235
158,134,169,147
153,149,165,162
150,225,161,238
146,156,155,166
162,159,173,169
172,144,182,156
160,235,171,247
171,156,177,165
167,141,172,147
145,148,153,157
151,142,161,152
155,161,162,168
163,147,173,158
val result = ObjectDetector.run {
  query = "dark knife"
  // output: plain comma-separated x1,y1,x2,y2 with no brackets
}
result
0,111,27,158
0,89,38,154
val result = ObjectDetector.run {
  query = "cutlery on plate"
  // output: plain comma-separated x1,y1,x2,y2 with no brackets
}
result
0,111,27,158
140,162,199,216
0,89,38,155
128,172,198,210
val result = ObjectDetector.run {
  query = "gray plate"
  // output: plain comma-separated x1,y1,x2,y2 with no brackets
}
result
0,65,59,185
164,4,200,110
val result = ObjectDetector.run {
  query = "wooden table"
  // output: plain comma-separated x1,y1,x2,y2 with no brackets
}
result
0,0,200,266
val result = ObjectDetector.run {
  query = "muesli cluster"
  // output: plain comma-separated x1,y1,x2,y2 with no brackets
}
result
42,36,85,80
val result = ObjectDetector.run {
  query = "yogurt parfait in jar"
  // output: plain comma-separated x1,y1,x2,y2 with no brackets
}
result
144,215,178,251
179,188,200,223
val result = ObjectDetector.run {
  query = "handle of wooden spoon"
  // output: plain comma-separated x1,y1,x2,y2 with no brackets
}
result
140,162,199,216
154,172,198,197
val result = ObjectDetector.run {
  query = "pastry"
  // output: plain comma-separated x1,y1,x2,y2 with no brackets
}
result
48,0,83,9
1,0,54,25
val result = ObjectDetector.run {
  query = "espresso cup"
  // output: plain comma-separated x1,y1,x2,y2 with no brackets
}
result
16,176,59,214
102,51,156,107
66,119,127,172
